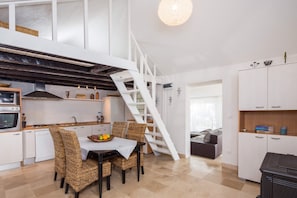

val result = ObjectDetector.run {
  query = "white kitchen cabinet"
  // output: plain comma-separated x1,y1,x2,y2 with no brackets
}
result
64,126,79,133
64,125,93,137
103,96,125,124
35,128,54,162
267,134,297,155
268,63,297,110
239,132,297,183
77,125,93,137
0,131,23,165
238,132,267,183
239,63,297,111
23,130,35,158
238,67,267,110
92,124,111,134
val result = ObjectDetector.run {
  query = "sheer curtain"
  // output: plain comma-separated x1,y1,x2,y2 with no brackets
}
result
190,96,222,131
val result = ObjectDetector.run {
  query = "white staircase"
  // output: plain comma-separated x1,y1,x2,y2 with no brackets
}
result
111,34,180,161
111,70,179,161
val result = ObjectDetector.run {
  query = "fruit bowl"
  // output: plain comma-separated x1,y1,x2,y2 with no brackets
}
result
87,134,113,142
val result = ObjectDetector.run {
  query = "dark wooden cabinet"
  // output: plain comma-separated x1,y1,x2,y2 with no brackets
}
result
259,153,297,198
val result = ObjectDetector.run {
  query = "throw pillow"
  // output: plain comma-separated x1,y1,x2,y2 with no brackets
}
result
203,132,211,143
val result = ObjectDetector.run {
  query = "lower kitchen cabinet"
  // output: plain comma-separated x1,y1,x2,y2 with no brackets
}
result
267,134,297,155
0,131,23,165
64,125,95,137
35,128,54,162
238,132,297,183
238,132,267,183
92,124,111,134
23,130,36,158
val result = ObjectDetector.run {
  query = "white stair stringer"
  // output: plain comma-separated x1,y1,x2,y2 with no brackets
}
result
111,70,180,161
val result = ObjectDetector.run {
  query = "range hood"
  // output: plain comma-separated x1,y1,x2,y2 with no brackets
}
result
23,83,63,100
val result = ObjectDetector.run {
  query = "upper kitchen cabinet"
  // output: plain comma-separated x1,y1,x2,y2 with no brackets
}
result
268,63,297,110
239,67,267,110
239,63,297,111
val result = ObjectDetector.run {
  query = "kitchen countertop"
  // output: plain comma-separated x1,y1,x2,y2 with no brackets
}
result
23,121,110,130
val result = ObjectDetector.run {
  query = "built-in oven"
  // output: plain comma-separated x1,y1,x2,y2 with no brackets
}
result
0,106,21,132
0,90,19,105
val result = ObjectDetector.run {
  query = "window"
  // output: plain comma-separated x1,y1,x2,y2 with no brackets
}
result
190,96,222,131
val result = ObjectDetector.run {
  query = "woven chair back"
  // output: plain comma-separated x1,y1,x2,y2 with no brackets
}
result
49,126,66,177
126,123,147,142
112,122,127,138
59,129,83,174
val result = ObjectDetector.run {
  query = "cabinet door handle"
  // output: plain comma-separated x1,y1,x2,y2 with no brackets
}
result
13,133,20,135
255,106,264,109
255,136,264,139
271,137,280,140
271,106,281,108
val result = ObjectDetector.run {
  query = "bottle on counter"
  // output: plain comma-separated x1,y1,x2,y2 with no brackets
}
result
97,112,102,123
22,113,27,128
95,91,99,100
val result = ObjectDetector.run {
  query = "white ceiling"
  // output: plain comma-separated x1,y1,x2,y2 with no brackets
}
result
1,0,297,75
130,0,297,74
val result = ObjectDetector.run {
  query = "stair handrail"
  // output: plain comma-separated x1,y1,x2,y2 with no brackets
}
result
130,32,156,102
130,33,156,79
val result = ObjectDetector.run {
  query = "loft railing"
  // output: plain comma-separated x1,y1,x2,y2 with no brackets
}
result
0,0,130,59
130,32,156,102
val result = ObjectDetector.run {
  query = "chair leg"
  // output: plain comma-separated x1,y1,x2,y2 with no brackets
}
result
121,170,126,184
54,171,57,181
106,176,111,190
75,192,79,198
60,178,65,188
141,166,144,175
65,183,69,194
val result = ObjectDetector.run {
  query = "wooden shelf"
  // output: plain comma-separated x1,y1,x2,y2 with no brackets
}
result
239,110,297,136
64,98,104,102
22,97,103,102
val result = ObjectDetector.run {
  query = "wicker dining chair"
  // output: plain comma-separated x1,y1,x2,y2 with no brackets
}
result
112,122,147,184
49,126,66,188
111,122,127,138
59,129,112,198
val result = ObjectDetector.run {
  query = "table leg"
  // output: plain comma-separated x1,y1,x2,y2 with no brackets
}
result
137,145,140,182
98,154,103,198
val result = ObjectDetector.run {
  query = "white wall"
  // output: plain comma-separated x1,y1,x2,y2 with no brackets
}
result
159,53,297,166
0,80,117,125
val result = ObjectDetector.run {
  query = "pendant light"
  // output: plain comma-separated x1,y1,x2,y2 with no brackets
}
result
158,0,193,26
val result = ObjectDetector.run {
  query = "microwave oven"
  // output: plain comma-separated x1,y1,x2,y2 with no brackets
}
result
0,90,18,105
0,106,21,132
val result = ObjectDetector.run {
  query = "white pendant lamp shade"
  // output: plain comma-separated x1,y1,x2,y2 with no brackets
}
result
158,0,193,26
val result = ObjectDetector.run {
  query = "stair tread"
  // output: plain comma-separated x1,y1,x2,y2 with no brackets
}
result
123,89,140,94
154,147,171,154
149,140,167,146
145,132,163,137
127,102,146,105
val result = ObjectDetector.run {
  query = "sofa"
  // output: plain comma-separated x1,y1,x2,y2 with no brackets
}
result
190,129,222,159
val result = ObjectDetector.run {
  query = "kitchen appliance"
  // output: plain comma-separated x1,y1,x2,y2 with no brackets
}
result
0,106,21,132
0,90,19,105
23,83,62,100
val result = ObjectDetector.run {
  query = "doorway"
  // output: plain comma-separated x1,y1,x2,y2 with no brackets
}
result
188,81,223,158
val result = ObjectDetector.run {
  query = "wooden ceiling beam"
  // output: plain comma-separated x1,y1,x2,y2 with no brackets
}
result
0,69,117,88
0,64,114,83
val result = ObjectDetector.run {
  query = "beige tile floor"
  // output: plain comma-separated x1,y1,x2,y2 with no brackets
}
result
0,154,260,198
